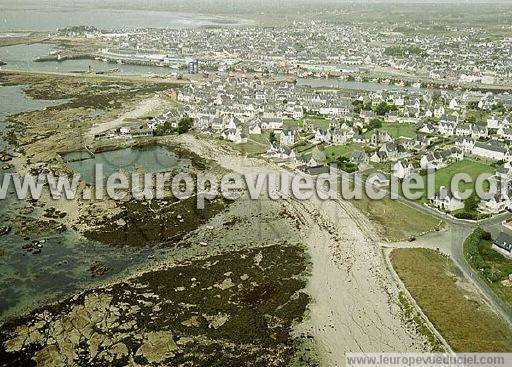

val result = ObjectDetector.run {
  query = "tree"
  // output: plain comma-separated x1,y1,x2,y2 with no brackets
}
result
269,131,278,144
374,101,390,116
369,118,383,130
177,116,193,134
352,100,363,114
432,90,442,104
464,193,479,213
154,120,174,136
466,115,476,124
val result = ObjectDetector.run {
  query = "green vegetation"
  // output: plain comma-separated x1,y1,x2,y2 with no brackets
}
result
0,244,312,366
283,119,303,128
155,116,193,136
397,291,443,351
374,101,397,116
303,115,330,130
269,131,278,144
391,248,512,352
332,156,358,173
249,132,271,145
380,123,417,139
424,159,494,195
452,193,487,220
351,194,441,241
232,141,267,155
369,118,383,130
465,109,489,124
464,228,512,311
325,143,365,162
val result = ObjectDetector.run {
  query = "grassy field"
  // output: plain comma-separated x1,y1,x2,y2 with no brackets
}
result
284,116,330,130
391,248,512,352
380,123,417,139
433,159,495,192
231,141,267,155
249,132,271,145
304,116,330,130
464,229,512,311
283,119,303,128
325,143,365,162
351,193,441,241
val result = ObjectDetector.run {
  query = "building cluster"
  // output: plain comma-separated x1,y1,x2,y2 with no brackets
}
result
164,74,512,216
61,20,512,84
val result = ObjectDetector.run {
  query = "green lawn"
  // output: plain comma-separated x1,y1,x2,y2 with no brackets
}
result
325,143,365,162
248,133,271,145
380,123,417,139
391,248,512,352
403,159,496,202
466,109,490,123
351,193,441,241
231,141,267,155
433,159,495,193
305,117,330,130
285,116,330,130
283,119,303,128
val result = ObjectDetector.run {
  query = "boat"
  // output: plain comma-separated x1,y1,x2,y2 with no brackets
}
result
0,226,12,236
0,60,6,66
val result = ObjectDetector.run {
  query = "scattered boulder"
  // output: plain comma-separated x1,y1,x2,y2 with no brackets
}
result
135,331,178,363
0,226,12,236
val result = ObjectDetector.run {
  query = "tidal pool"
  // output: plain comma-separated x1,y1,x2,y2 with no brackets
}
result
63,145,191,184
0,85,158,322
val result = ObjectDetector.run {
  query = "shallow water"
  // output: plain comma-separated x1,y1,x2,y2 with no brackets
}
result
0,43,180,75
63,145,190,184
0,7,241,32
0,85,153,322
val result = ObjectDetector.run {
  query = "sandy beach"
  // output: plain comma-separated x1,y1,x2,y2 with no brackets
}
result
175,134,428,365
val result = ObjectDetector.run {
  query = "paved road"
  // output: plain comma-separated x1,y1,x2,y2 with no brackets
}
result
389,199,512,327
344,169,512,327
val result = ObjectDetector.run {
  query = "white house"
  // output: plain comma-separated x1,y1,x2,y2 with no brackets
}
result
260,118,284,131
472,141,509,161
471,124,488,140
430,186,465,212
314,129,331,144
498,127,512,141
280,130,295,147
455,137,475,152
438,121,456,136
293,106,304,119
492,232,512,259
487,115,500,129
391,160,412,180
249,122,262,135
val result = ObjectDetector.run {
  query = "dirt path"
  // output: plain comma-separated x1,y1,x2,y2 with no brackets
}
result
175,134,427,366
89,94,161,137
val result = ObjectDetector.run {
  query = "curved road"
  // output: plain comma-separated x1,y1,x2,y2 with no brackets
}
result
389,203,512,327
344,168,512,327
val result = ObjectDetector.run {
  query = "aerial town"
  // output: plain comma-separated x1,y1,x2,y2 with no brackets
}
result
67,20,512,220
0,1,512,367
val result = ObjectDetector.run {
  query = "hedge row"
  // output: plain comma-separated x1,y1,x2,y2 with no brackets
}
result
464,228,502,283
